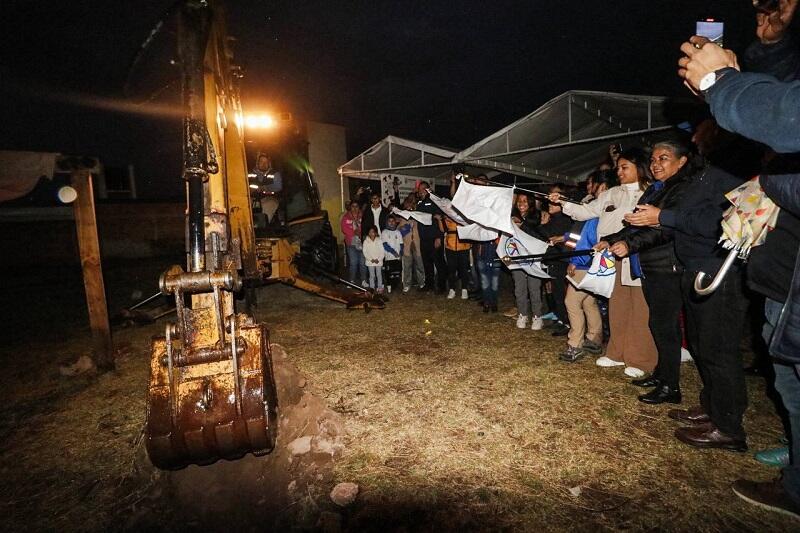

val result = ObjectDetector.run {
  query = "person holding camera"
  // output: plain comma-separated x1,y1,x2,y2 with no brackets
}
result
678,0,800,517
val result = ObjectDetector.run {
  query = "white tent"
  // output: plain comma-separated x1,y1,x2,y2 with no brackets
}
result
339,91,700,191
455,90,698,184
339,135,457,181
338,136,458,208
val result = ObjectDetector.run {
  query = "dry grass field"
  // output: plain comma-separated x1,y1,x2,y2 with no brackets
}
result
0,265,795,531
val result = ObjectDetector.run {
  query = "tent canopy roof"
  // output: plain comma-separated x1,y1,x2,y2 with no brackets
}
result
338,135,457,181
340,91,700,184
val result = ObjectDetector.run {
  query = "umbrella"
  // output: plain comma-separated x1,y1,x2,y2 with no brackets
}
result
695,177,780,295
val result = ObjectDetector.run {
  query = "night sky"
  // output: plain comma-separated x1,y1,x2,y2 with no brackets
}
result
1,1,763,198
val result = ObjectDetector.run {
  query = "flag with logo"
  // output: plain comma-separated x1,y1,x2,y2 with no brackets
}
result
496,226,551,279
568,249,616,298
451,179,515,235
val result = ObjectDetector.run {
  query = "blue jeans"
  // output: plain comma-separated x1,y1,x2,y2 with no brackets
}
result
346,245,366,283
478,258,500,306
367,265,383,290
764,298,800,505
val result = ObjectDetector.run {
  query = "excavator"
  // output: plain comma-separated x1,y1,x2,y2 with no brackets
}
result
144,0,382,469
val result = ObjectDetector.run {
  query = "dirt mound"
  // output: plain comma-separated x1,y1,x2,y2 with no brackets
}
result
122,344,349,531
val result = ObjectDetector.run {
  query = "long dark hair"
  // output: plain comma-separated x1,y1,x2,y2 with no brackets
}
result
617,147,652,191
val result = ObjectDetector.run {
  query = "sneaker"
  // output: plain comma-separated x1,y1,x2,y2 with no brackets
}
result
560,345,585,363
403,286,410,293
530,316,544,330
361,280,369,288
447,289,456,299
387,285,392,294
624,366,646,378
503,307,519,318
755,447,791,468
541,312,558,321
732,478,800,520
680,347,693,363
551,322,570,337
581,340,603,355
596,356,625,368
461,289,469,300
516,314,529,329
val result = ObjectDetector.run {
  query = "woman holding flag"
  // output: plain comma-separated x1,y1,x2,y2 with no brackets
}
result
601,140,697,403
549,147,658,378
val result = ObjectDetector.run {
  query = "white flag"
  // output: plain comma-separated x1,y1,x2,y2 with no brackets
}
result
429,191,468,225
496,226,551,279
391,207,432,225
457,223,498,241
451,179,515,235
567,250,616,298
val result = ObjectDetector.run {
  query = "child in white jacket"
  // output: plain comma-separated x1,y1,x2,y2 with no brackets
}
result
362,225,385,292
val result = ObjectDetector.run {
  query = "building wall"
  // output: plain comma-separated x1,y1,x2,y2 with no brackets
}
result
306,121,347,241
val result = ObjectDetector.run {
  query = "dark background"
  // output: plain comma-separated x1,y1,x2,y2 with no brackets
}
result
0,1,763,199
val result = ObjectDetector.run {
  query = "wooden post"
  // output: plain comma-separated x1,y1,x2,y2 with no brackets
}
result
72,170,114,370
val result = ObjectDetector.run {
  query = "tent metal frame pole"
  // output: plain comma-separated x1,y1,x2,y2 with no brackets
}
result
568,94,573,143
465,125,675,161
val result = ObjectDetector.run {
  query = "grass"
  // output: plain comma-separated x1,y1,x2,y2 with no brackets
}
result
0,265,795,531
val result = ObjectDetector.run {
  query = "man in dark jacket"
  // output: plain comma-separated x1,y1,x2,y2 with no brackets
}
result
679,6,800,517
415,181,447,293
361,192,390,240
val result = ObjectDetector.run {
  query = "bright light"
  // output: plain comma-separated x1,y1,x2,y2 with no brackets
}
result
244,113,276,130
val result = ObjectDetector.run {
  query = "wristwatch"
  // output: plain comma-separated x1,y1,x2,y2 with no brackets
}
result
699,67,737,94
698,72,717,92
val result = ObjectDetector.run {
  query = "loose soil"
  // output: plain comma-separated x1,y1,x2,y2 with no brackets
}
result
0,259,795,531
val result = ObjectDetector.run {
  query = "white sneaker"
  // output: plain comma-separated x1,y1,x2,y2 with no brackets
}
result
447,289,456,299
387,285,392,293
596,356,625,367
403,286,410,293
361,280,369,288
516,314,529,329
624,366,646,378
530,316,544,331
680,347,693,363
461,289,469,300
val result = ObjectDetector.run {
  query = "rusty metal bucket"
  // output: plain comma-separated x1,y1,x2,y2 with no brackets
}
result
145,314,278,470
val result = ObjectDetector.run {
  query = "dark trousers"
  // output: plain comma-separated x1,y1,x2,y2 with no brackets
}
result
383,259,402,289
421,238,447,291
548,262,569,325
681,269,748,439
641,272,683,389
446,249,470,291
469,246,481,291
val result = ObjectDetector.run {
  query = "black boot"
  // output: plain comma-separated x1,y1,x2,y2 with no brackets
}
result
638,385,681,405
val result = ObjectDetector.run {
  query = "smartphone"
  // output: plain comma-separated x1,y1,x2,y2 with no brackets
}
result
696,19,724,47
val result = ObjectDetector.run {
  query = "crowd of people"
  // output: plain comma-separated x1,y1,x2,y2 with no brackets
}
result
340,1,800,520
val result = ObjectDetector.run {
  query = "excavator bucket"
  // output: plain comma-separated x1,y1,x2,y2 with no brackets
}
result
145,313,278,470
